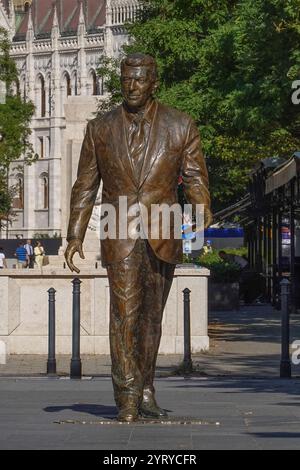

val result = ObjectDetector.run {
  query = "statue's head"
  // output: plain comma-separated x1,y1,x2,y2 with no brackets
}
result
121,53,158,111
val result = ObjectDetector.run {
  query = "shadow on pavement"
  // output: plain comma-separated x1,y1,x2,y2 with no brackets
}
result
166,376,300,405
44,403,117,419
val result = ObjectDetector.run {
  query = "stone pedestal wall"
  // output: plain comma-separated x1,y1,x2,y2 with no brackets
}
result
0,266,210,355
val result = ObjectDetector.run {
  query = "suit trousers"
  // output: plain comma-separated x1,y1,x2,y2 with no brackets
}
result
107,238,175,409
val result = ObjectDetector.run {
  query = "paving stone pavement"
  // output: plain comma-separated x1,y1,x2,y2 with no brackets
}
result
1,376,300,450
196,305,300,377
1,305,300,450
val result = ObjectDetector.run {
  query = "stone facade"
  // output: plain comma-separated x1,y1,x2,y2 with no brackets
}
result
0,266,210,355
0,0,138,238
0,0,11,30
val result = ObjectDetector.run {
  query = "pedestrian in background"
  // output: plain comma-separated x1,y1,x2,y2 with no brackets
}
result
34,241,45,269
203,240,213,255
24,239,34,268
0,247,7,269
14,242,28,269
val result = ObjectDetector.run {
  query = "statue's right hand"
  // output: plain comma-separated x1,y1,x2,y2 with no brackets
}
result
64,239,85,274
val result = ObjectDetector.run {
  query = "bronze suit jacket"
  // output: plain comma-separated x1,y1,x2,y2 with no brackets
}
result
67,100,212,266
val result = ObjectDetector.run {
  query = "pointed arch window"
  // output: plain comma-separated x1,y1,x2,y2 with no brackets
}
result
22,78,26,101
91,70,101,96
40,174,49,209
40,76,46,117
92,71,97,95
38,137,44,159
13,175,24,210
18,177,24,209
16,79,20,96
48,77,52,116
66,73,71,97
43,177,49,209
73,72,78,96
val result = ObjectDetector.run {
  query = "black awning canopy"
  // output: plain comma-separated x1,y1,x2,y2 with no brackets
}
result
213,195,251,222
265,153,300,195
213,152,300,224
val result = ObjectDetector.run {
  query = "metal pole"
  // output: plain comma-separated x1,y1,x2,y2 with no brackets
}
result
257,217,263,271
47,288,57,375
280,278,291,378
248,231,252,268
290,180,295,313
254,228,258,270
272,207,278,307
248,227,252,268
183,288,192,373
262,216,267,300
70,278,82,379
278,208,283,280
267,214,272,302
263,216,267,269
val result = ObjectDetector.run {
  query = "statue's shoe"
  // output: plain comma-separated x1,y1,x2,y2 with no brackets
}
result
139,402,168,418
117,405,139,423
139,390,168,418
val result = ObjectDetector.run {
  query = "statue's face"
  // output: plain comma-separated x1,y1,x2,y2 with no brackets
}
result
121,65,156,110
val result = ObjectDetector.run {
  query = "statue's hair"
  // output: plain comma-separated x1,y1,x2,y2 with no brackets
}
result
121,53,158,80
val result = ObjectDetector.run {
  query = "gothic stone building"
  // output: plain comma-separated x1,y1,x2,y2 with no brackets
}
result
0,0,138,239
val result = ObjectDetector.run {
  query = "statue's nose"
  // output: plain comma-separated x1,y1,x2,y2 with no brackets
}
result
129,79,137,91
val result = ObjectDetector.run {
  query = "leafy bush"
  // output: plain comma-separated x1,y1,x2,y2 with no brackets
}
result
199,252,241,283
190,250,242,283
222,246,248,258
33,232,59,239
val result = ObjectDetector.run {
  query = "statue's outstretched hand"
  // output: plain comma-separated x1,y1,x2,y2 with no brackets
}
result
64,239,85,274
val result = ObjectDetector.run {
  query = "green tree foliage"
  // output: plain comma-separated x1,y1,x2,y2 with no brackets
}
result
0,27,35,225
97,56,123,115
98,0,300,211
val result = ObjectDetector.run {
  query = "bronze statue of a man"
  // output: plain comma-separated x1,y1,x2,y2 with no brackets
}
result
65,53,212,422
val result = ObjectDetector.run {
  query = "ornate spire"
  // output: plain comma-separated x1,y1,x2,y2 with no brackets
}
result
26,3,34,41
77,0,86,36
9,1,16,34
106,0,112,26
51,2,60,39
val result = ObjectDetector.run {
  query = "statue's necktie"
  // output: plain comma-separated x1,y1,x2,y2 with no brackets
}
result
128,115,147,179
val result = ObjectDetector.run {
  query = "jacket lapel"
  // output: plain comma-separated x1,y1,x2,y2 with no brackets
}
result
139,101,161,189
110,105,138,187
110,101,163,189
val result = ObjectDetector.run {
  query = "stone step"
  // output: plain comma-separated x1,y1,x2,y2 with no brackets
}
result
46,254,101,270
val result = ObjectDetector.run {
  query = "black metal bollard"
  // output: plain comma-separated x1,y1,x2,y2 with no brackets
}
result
183,288,193,373
47,288,57,375
70,278,82,379
280,278,291,378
